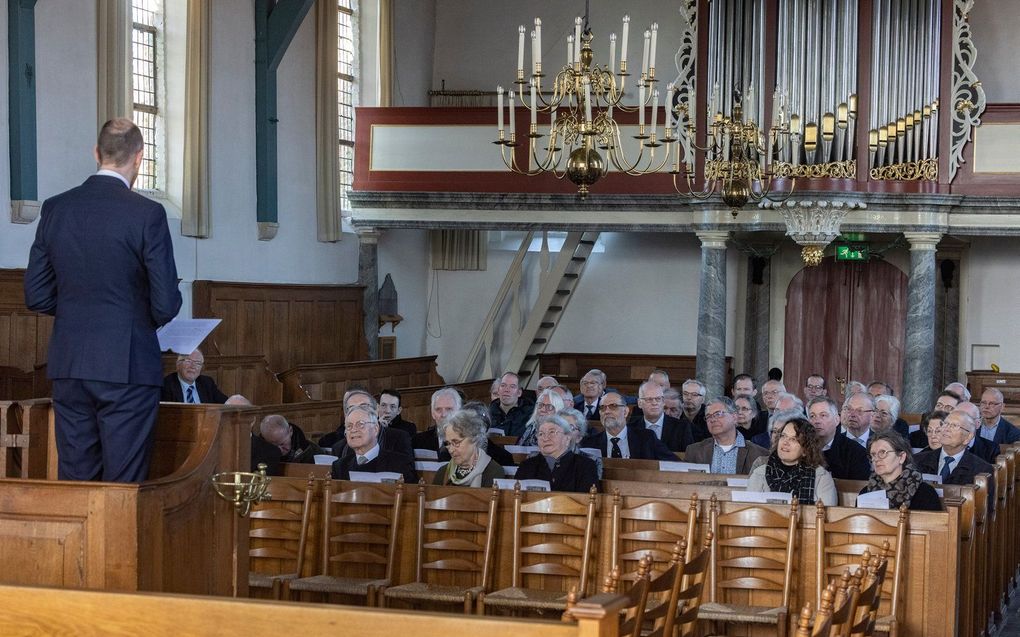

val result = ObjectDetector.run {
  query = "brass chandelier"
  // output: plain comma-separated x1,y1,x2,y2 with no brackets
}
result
494,3,796,208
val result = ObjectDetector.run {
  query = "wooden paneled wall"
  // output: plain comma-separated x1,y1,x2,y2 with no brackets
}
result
278,356,444,402
0,270,52,372
538,352,734,396
192,281,367,373
968,370,1020,418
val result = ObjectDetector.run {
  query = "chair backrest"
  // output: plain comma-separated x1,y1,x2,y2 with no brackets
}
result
827,570,860,637
847,551,888,637
610,491,698,581
708,495,799,610
320,479,404,583
794,594,834,637
642,540,688,634
815,502,907,628
249,477,316,577
411,483,499,591
665,533,713,637
601,554,653,637
511,484,599,596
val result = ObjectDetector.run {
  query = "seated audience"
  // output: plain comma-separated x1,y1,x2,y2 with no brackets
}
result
956,401,999,463
559,407,603,478
331,405,417,484
803,373,828,402
663,388,682,419
841,392,876,447
378,389,417,437
732,374,767,436
843,380,866,401
255,414,322,473
630,380,694,452
678,379,710,442
944,381,971,402
536,375,560,391
912,410,947,451
457,401,516,467
331,402,413,460
412,387,461,452
488,372,533,437
432,409,504,487
161,349,229,404
808,396,871,481
575,369,608,420
747,417,838,505
934,390,962,414
978,388,1020,445
751,408,803,453
860,431,942,511
873,394,910,438
912,392,961,448
515,414,600,493
734,395,760,438
913,411,995,491
761,379,786,417
518,388,567,446
318,388,377,449
684,397,768,474
580,392,675,460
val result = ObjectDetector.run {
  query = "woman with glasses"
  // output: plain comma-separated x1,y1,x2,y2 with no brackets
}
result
516,388,566,446
859,431,942,510
747,417,837,505
515,414,599,493
734,396,759,438
558,407,603,478
433,409,505,487
912,410,948,451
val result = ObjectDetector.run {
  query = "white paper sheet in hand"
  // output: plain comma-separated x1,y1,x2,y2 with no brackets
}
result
157,318,222,354
856,490,891,509
733,491,793,504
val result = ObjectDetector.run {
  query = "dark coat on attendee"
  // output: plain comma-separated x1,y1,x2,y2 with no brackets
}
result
489,399,534,438
628,414,695,452
914,448,996,491
331,426,413,460
909,429,929,450
579,425,676,460
823,430,873,481
160,373,228,404
514,450,600,493
683,437,770,474
968,436,1000,464
678,406,710,443
574,395,604,421
252,422,319,476
893,418,910,439
412,426,516,467
331,448,418,484
387,415,418,438
981,417,1020,446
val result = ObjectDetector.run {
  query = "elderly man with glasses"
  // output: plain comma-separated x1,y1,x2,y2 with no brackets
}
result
913,411,995,500
580,392,675,460
977,389,1020,446
331,405,417,483
630,380,694,452
160,349,229,404
684,397,768,473
678,379,711,443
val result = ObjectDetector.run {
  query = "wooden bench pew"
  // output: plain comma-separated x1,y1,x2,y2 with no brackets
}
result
278,356,445,402
397,379,494,430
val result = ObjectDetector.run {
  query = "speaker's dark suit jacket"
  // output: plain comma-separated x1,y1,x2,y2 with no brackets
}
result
823,430,872,481
411,426,516,466
629,414,695,452
24,174,181,481
330,425,413,460
331,448,418,484
914,448,996,505
514,450,600,493
160,373,228,404
580,425,676,460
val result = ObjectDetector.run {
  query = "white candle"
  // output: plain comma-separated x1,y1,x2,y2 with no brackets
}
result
531,30,538,75
609,33,617,74
649,23,658,72
517,25,525,73
639,83,646,127
772,89,781,126
710,82,719,118
650,89,659,137
665,83,675,129
498,86,504,132
746,86,754,122
509,97,515,135
641,30,650,75
534,18,542,70
584,78,592,123
620,16,630,65
567,35,574,66
530,81,537,124
574,17,582,62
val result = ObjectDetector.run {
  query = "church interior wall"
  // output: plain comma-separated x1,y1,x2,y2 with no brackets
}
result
392,0,436,107
970,0,1020,103
959,236,1020,374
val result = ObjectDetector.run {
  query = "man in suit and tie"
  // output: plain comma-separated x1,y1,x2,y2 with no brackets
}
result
978,389,1020,446
580,392,675,460
914,410,995,489
331,404,417,484
808,397,871,480
575,369,607,421
631,381,694,452
160,349,229,404
324,389,413,459
24,119,182,483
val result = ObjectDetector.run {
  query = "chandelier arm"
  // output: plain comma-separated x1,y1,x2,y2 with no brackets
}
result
673,172,716,199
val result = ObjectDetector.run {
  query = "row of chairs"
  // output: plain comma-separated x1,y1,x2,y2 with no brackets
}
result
248,478,910,636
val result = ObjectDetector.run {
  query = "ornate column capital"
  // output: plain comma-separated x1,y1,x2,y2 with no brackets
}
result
696,230,730,249
903,232,942,251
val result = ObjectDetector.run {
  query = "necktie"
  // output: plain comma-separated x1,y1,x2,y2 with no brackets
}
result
357,455,368,466
610,437,623,458
185,386,195,404
940,456,955,481
648,424,661,440
587,405,596,419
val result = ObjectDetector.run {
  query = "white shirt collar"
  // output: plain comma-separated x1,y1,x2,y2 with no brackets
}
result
644,414,665,429
938,447,965,469
178,377,198,401
607,426,628,441
95,169,131,189
358,443,381,463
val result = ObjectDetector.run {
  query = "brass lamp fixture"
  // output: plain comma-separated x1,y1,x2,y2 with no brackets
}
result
211,463,272,517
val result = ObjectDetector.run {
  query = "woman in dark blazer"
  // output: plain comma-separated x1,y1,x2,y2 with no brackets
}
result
515,415,599,493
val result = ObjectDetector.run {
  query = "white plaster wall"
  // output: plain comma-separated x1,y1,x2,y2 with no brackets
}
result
971,1,1020,103
959,237,1020,374
377,229,429,359
393,0,436,106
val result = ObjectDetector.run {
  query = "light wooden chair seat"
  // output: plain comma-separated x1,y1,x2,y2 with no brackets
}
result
698,601,787,623
382,581,485,604
287,574,388,596
483,586,574,608
247,477,316,600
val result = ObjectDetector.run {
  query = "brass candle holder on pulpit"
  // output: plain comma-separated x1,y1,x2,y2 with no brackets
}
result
211,463,272,517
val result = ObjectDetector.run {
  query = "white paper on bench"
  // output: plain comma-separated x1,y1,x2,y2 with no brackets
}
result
493,478,551,492
732,491,793,504
856,490,891,509
415,461,445,472
414,448,439,460
726,477,749,488
488,428,505,437
922,473,943,484
348,471,403,484
578,447,602,462
660,461,711,473
505,445,539,455
313,454,339,465
503,466,518,476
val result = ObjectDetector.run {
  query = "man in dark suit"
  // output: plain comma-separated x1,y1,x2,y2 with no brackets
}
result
807,397,871,480
580,392,675,460
331,404,417,484
317,388,375,449
678,379,710,442
379,388,418,437
630,381,694,452
160,349,228,403
24,119,182,483
254,414,322,474
914,411,995,500
574,369,607,421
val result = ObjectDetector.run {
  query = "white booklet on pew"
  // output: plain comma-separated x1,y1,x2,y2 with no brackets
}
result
157,318,221,354
660,461,711,473
726,477,749,488
505,445,540,455
348,471,403,484
922,473,943,484
733,491,793,504
493,478,551,492
503,466,518,477
414,448,439,460
856,490,891,509
415,461,445,472
488,428,505,437
578,447,602,462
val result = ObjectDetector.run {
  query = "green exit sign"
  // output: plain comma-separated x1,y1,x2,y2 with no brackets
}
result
836,243,869,261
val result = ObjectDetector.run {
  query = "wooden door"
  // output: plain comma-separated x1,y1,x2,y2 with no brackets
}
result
784,257,908,397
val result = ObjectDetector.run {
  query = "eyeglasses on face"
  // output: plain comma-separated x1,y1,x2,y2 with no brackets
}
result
845,408,874,416
536,402,557,411
639,396,664,403
599,403,627,411
979,400,1003,408
346,421,375,432
537,429,565,438
705,411,731,421
443,437,467,448
806,384,825,391
869,448,901,461
580,380,602,387
778,432,800,444
179,358,204,367
681,392,704,399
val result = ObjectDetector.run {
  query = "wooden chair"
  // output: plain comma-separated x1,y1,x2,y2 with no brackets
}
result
639,540,687,635
815,503,907,637
478,485,598,616
698,495,800,637
794,593,833,637
589,554,653,637
287,479,404,606
381,484,499,613
826,570,861,637
609,491,698,581
663,532,713,637
847,550,889,637
248,476,316,599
